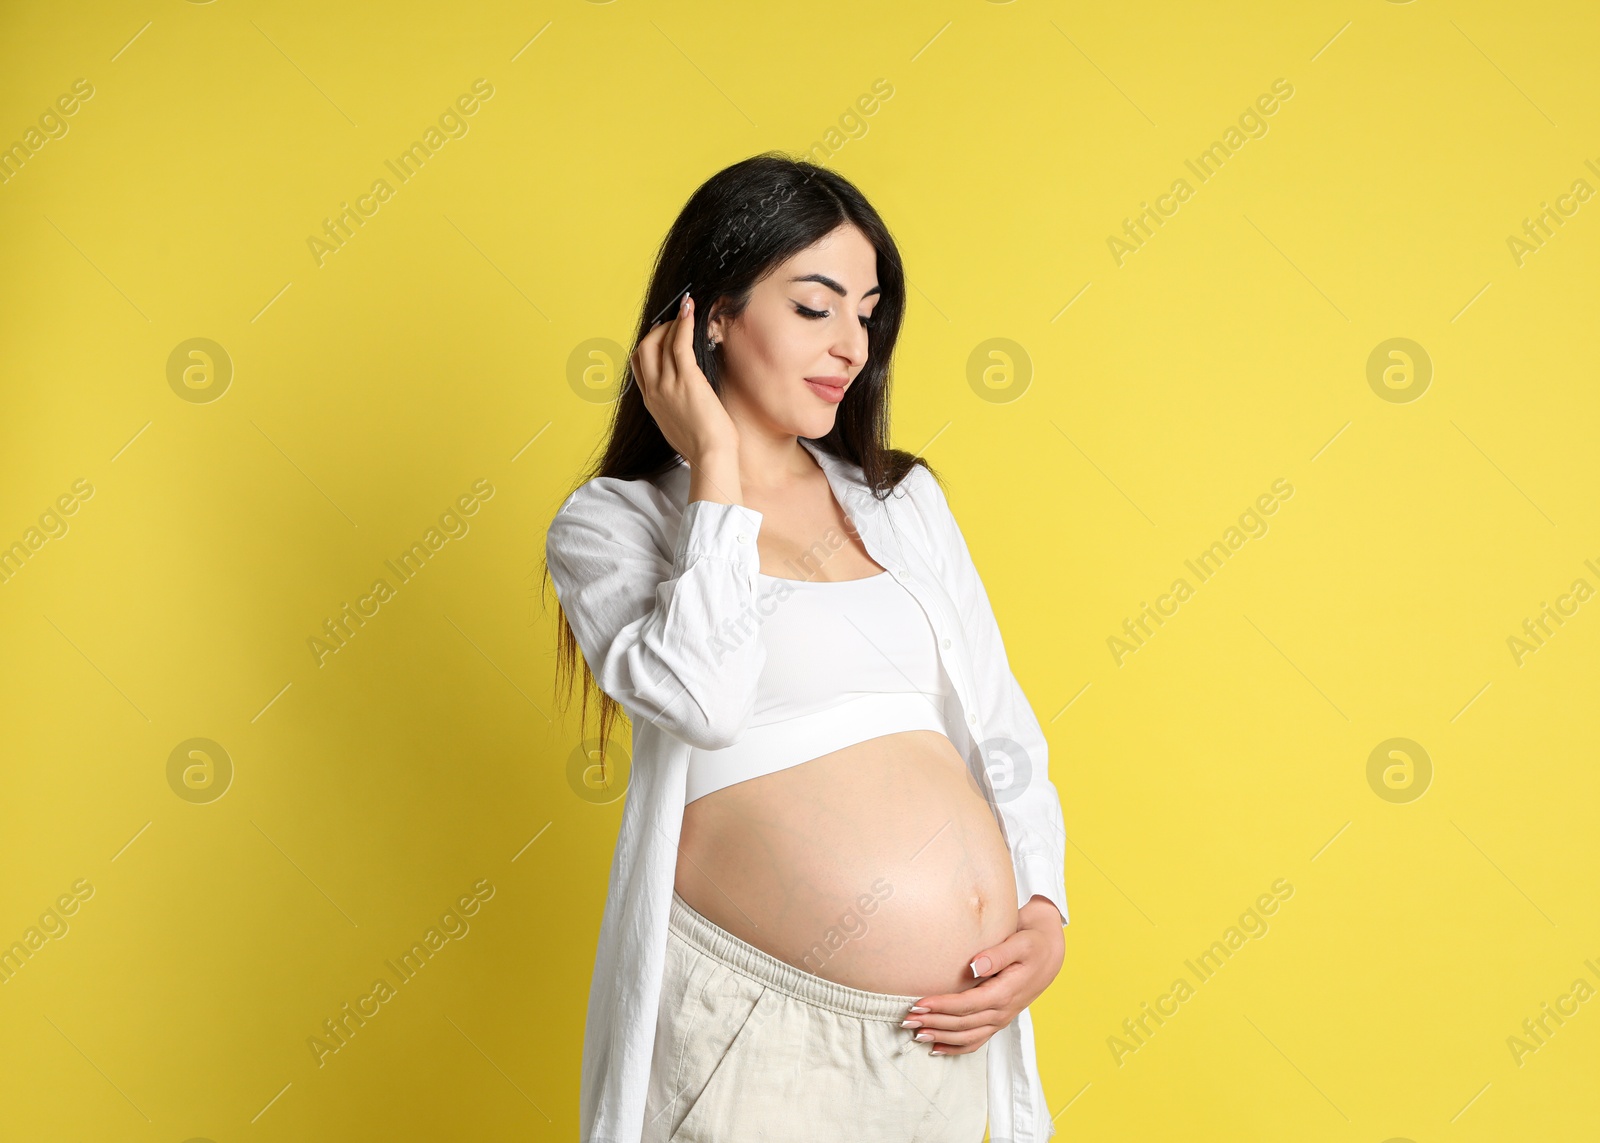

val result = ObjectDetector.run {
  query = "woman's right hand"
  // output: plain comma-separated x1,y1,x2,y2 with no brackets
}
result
631,293,740,470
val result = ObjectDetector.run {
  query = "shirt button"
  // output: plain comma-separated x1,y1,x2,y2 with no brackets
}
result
941,637,951,649
736,533,749,544
967,712,978,726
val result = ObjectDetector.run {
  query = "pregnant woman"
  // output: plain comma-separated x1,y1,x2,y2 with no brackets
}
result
544,154,1069,1143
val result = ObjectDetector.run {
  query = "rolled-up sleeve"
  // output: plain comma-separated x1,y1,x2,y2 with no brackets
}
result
546,480,768,751
911,467,1070,925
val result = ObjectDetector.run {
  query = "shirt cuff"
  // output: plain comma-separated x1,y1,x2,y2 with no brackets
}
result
672,499,764,583
1014,853,1069,925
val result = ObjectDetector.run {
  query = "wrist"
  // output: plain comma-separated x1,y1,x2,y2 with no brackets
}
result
688,454,743,506
1020,896,1065,929
695,447,739,474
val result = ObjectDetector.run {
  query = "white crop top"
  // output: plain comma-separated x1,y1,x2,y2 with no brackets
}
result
684,568,958,804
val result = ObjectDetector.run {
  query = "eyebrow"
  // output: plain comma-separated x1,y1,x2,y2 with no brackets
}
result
788,273,882,300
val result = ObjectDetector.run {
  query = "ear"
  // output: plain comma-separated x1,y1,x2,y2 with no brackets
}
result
704,301,728,346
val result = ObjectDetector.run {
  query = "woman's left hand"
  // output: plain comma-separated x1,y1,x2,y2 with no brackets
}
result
903,896,1066,1054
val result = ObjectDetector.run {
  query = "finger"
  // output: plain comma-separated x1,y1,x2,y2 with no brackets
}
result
907,1005,1006,1032
905,991,972,1017
653,296,687,389
636,305,680,394
906,980,1006,1017
969,930,1033,981
924,976,1018,1017
920,1022,1000,1048
668,293,696,379
925,1027,1001,1055
633,319,666,376
629,343,654,399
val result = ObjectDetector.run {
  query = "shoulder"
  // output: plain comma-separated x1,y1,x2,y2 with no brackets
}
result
553,473,669,517
896,460,942,499
892,461,955,526
849,461,958,559
547,473,682,558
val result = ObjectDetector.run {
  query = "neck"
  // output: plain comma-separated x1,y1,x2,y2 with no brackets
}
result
724,420,824,498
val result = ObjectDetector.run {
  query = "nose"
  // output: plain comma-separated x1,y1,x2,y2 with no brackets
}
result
832,320,869,373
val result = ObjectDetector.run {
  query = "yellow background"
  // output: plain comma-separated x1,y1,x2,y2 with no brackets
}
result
2,1,1596,1140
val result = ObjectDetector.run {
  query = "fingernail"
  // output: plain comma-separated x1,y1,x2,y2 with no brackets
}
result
680,293,689,311
930,1049,944,1055
914,1031,933,1041
900,1019,922,1029
908,1006,930,1013
970,956,991,978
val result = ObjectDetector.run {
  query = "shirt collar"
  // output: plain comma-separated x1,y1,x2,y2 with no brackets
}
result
801,437,873,507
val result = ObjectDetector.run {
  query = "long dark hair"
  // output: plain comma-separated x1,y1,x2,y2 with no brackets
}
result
545,151,937,760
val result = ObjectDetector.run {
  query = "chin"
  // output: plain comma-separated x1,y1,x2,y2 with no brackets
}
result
794,410,840,439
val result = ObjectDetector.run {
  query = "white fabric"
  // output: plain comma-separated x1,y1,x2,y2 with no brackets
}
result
684,568,958,803
545,436,1070,1143
686,690,953,804
643,890,990,1142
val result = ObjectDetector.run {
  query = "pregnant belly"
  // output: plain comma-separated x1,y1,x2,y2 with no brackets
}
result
674,729,1019,998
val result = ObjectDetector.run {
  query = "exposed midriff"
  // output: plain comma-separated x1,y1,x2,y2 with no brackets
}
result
674,727,1019,998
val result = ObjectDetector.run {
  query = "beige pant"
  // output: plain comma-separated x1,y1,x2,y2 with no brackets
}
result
642,890,989,1143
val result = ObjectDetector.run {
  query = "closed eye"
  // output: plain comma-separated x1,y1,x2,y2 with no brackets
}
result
795,302,874,328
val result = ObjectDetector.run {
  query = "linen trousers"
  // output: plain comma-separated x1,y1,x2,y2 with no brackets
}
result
641,889,989,1143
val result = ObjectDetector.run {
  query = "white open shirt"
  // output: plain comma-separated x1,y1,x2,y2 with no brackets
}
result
545,435,1070,1143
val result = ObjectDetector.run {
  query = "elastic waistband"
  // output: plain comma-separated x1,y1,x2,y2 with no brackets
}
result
669,890,919,1020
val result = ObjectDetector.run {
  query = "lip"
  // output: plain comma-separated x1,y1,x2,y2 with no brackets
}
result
805,377,848,403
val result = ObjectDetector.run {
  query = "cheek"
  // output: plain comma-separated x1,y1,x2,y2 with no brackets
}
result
733,322,811,391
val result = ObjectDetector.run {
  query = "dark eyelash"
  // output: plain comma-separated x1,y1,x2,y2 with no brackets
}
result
796,303,874,328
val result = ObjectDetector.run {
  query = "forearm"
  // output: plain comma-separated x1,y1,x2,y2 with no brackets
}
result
546,481,766,749
1020,894,1065,929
